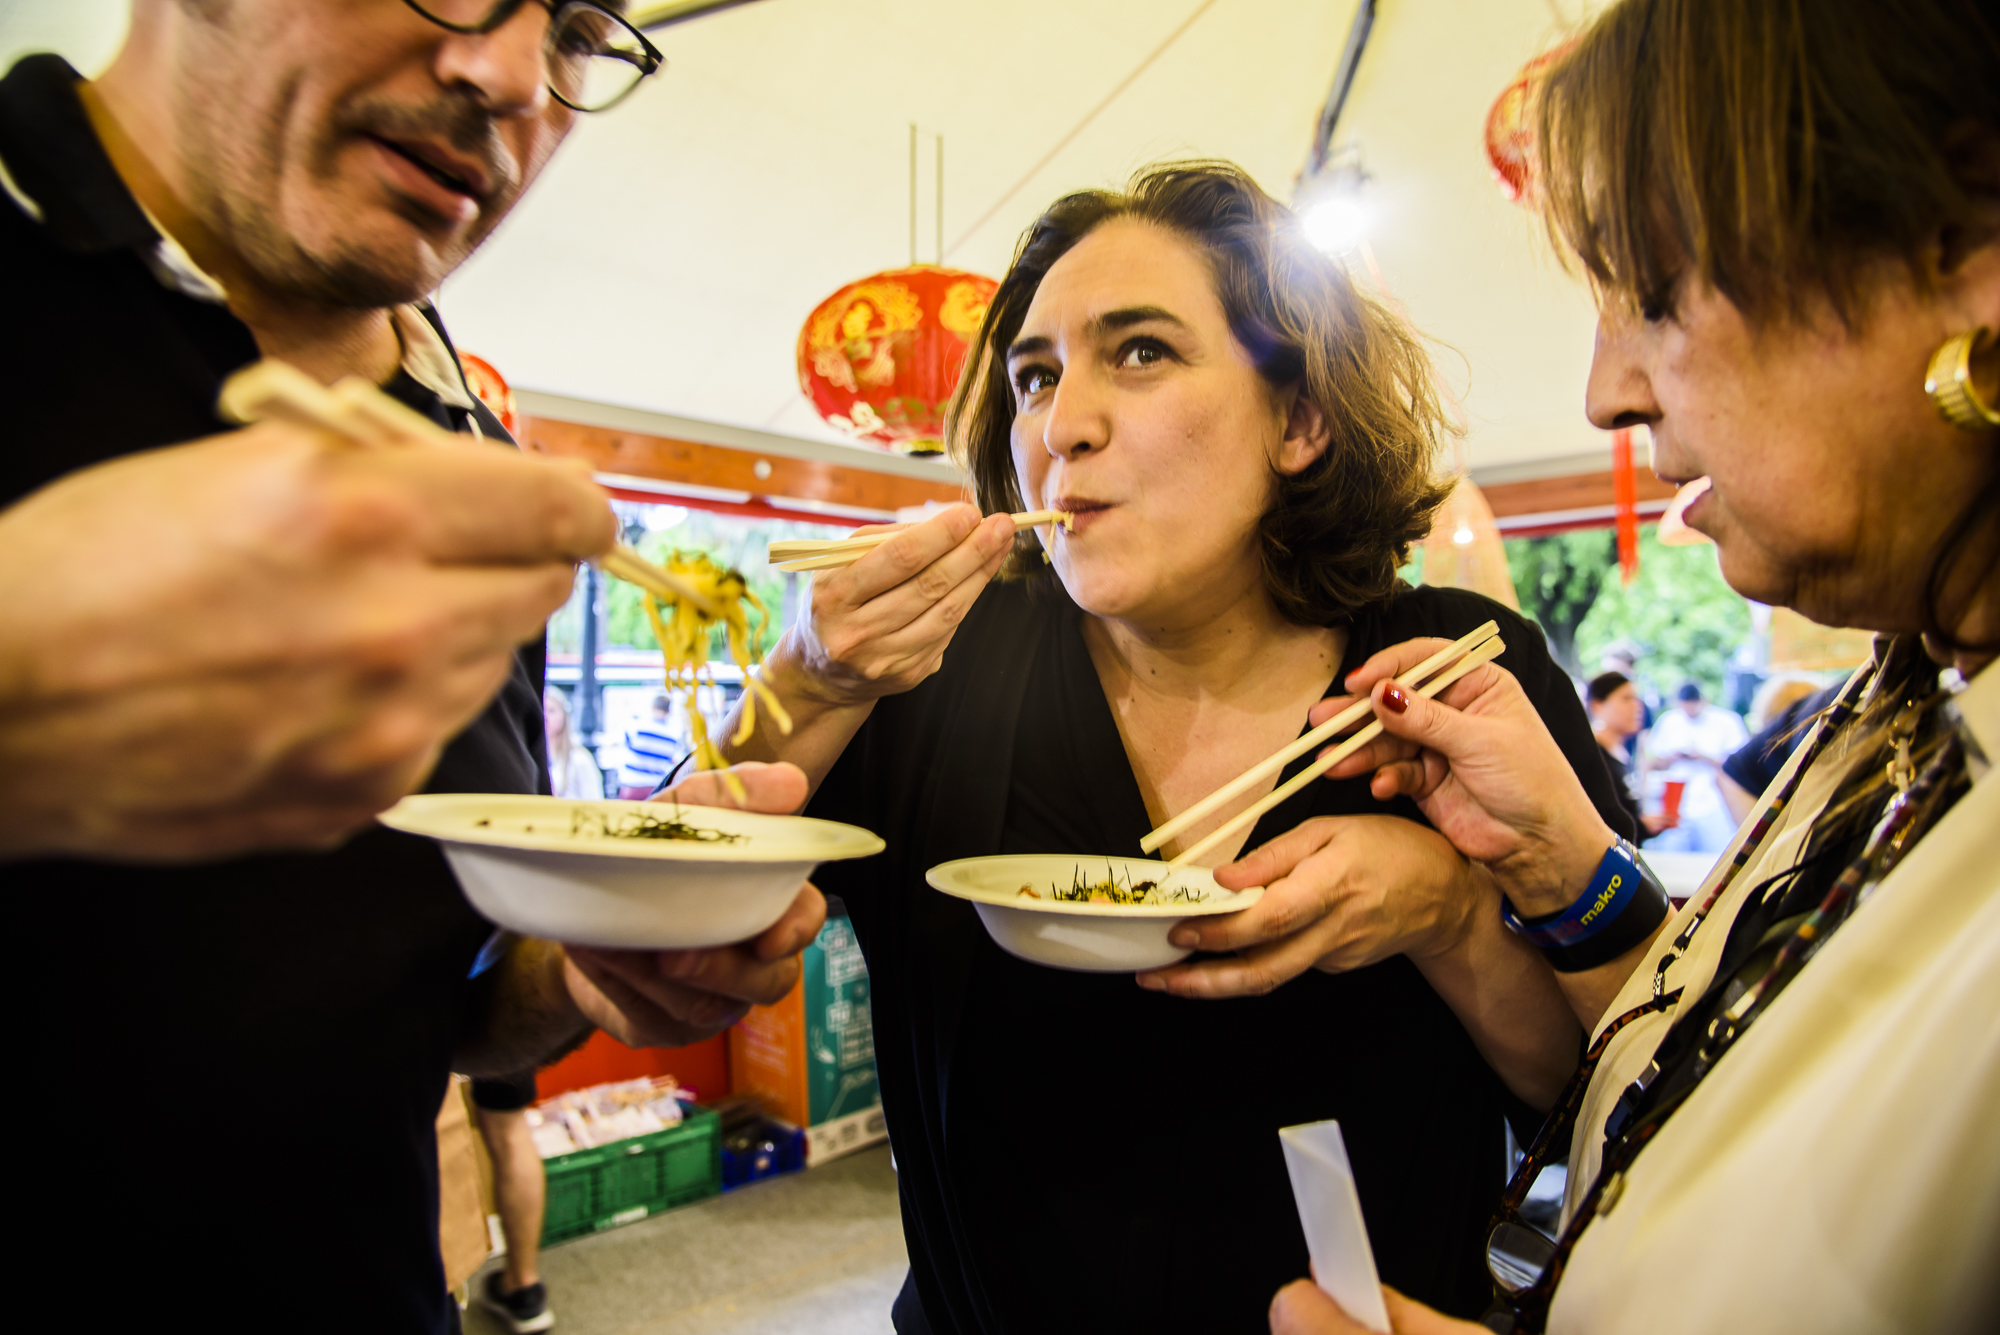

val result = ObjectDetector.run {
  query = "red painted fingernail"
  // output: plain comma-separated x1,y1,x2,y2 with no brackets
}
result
1381,682,1410,714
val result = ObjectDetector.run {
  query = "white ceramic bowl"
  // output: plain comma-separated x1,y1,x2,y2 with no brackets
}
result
926,854,1264,972
379,794,884,949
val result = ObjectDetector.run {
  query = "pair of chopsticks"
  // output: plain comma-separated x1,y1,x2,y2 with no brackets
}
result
767,510,1072,572
217,360,723,617
1143,621,1506,870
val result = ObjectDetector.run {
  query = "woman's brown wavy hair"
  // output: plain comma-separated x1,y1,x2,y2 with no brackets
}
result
944,161,1453,627
1533,0,2000,649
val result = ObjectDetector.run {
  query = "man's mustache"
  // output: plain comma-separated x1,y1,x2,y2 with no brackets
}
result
339,96,521,202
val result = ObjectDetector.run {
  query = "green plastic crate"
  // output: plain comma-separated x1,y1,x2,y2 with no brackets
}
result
540,1104,720,1245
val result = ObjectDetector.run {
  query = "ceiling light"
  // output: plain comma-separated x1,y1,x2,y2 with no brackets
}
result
1301,197,1368,255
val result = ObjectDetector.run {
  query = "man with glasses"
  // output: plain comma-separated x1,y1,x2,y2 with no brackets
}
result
0,4,813,1333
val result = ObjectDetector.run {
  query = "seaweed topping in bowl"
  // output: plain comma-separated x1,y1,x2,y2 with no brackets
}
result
1016,863,1212,905
569,806,746,843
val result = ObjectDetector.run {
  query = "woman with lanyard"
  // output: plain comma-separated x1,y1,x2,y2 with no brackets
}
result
1268,0,1999,1331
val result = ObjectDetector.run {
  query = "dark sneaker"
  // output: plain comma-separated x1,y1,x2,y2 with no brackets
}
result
476,1271,555,1334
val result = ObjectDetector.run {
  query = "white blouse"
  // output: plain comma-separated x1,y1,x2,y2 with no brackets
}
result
1550,652,1999,1333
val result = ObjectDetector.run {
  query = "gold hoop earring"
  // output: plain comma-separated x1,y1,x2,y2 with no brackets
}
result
1925,327,2000,430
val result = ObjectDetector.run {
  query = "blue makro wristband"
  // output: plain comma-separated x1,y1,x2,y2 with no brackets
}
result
1502,839,1644,949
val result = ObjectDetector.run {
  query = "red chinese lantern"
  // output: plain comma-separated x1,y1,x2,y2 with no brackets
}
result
458,351,519,438
1483,43,1574,203
796,265,998,454
1611,426,1641,585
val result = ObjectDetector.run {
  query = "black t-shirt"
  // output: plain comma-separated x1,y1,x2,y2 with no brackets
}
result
806,578,1632,1334
1,55,539,1333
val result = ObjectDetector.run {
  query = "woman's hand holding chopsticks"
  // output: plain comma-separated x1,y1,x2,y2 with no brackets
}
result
720,502,1015,792
780,502,1016,705
1131,629,1596,1106
1318,639,1619,920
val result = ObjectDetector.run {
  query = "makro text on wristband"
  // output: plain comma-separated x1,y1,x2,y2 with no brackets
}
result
1500,838,1671,972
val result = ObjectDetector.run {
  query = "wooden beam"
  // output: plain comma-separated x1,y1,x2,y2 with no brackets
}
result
1479,468,1680,519
523,416,967,516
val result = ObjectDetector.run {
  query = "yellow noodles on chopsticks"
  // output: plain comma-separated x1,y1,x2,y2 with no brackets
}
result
634,550,792,801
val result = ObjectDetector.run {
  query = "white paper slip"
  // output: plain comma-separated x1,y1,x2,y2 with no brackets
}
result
1279,1119,1391,1334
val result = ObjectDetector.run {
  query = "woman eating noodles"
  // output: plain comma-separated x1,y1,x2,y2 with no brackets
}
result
727,163,1632,1332
1269,1,1999,1331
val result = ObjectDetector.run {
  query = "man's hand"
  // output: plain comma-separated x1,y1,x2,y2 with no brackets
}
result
0,420,614,862
1136,816,1479,998
1269,1282,1486,1335
563,763,827,1049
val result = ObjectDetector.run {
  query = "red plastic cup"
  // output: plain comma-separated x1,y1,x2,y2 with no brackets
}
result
1661,780,1686,828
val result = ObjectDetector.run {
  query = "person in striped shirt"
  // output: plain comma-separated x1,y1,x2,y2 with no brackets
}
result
619,693,686,798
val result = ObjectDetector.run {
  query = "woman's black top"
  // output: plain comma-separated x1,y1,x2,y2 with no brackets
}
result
804,579,1631,1334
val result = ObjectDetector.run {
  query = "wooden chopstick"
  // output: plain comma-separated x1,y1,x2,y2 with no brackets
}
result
1138,621,1500,856
767,510,1071,572
217,359,723,618
767,510,1065,565
1164,634,1508,869
219,360,378,443
599,548,726,618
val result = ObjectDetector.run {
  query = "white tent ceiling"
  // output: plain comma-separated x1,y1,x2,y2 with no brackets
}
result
6,0,1615,480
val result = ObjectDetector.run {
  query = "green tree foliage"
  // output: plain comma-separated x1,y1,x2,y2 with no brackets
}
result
547,508,847,661
1462,527,1752,696
1505,531,1616,676
1573,527,1750,701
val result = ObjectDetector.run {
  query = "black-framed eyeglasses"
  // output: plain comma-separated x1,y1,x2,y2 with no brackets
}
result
402,0,664,112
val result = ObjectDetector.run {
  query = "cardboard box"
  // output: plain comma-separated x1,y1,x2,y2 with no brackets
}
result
730,913,885,1162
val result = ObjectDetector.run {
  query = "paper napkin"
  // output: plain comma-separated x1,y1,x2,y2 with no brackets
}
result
1279,1119,1391,1333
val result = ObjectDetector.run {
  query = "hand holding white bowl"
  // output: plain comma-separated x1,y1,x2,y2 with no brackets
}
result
1316,639,1619,919
1136,815,1480,998
562,762,827,1048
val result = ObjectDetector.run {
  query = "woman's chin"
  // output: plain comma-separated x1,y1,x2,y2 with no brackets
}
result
1713,540,1897,636
1052,563,1149,621
1713,552,1805,618
1703,517,1791,610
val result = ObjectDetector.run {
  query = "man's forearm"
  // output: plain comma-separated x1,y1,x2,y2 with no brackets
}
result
453,936,594,1078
